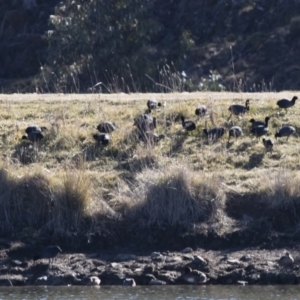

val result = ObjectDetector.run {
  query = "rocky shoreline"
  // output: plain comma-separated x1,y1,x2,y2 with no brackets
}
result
1,241,300,286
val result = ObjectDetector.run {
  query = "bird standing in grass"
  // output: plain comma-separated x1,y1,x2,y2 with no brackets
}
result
228,126,243,142
134,113,156,133
250,117,269,139
25,125,47,134
33,245,62,268
262,138,274,152
277,96,298,113
195,105,207,119
203,127,226,142
93,133,110,145
22,125,46,143
147,99,162,110
249,116,270,129
181,116,196,132
96,121,115,133
228,99,250,118
22,131,44,143
275,126,295,142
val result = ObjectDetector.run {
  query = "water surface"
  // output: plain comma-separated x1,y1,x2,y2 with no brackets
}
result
0,285,299,300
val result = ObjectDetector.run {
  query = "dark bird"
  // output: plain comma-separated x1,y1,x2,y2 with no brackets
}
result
275,126,295,141
25,125,47,134
228,126,243,141
278,252,294,268
249,116,270,129
139,131,165,146
33,245,62,268
181,266,207,284
203,127,226,142
93,133,110,145
277,96,298,113
195,105,207,118
134,113,156,133
22,131,44,143
147,99,162,110
228,99,250,118
250,117,269,139
181,116,196,131
96,121,115,133
262,138,274,152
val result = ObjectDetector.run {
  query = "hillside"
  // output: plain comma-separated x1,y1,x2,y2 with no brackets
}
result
1,1,300,92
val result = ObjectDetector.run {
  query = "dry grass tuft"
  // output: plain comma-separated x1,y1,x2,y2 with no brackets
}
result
127,164,226,233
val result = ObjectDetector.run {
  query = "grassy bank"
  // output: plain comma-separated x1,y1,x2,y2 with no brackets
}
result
0,92,300,249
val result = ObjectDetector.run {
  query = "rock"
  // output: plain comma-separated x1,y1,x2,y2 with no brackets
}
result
156,270,180,284
0,275,27,286
278,273,296,284
50,274,78,286
181,247,193,253
227,259,240,265
144,264,155,274
123,278,136,286
240,255,251,262
193,255,207,266
278,252,294,268
110,262,120,268
260,272,278,284
11,267,25,274
86,276,101,286
151,252,165,262
180,267,207,284
149,278,166,285
114,254,136,262
36,276,48,285
11,260,27,267
165,256,182,263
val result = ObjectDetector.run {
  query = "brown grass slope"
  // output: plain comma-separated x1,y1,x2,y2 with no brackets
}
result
0,92,300,249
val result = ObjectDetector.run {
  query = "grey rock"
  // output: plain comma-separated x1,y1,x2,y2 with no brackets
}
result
193,255,207,265
149,278,166,285
181,247,193,253
123,278,136,286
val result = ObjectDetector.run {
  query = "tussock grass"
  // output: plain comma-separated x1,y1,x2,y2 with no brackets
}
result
127,165,226,232
0,92,300,245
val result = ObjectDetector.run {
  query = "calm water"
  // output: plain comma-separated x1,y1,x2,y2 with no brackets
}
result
0,285,300,300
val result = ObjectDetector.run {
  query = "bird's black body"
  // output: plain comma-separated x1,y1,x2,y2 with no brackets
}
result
93,133,110,145
262,138,274,151
249,116,270,128
275,126,295,141
251,116,269,139
277,96,298,113
181,116,196,131
97,121,115,133
25,125,47,134
195,105,207,118
228,126,243,140
203,127,226,141
228,100,250,117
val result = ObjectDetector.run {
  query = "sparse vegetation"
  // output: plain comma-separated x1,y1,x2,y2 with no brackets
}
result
0,92,300,248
